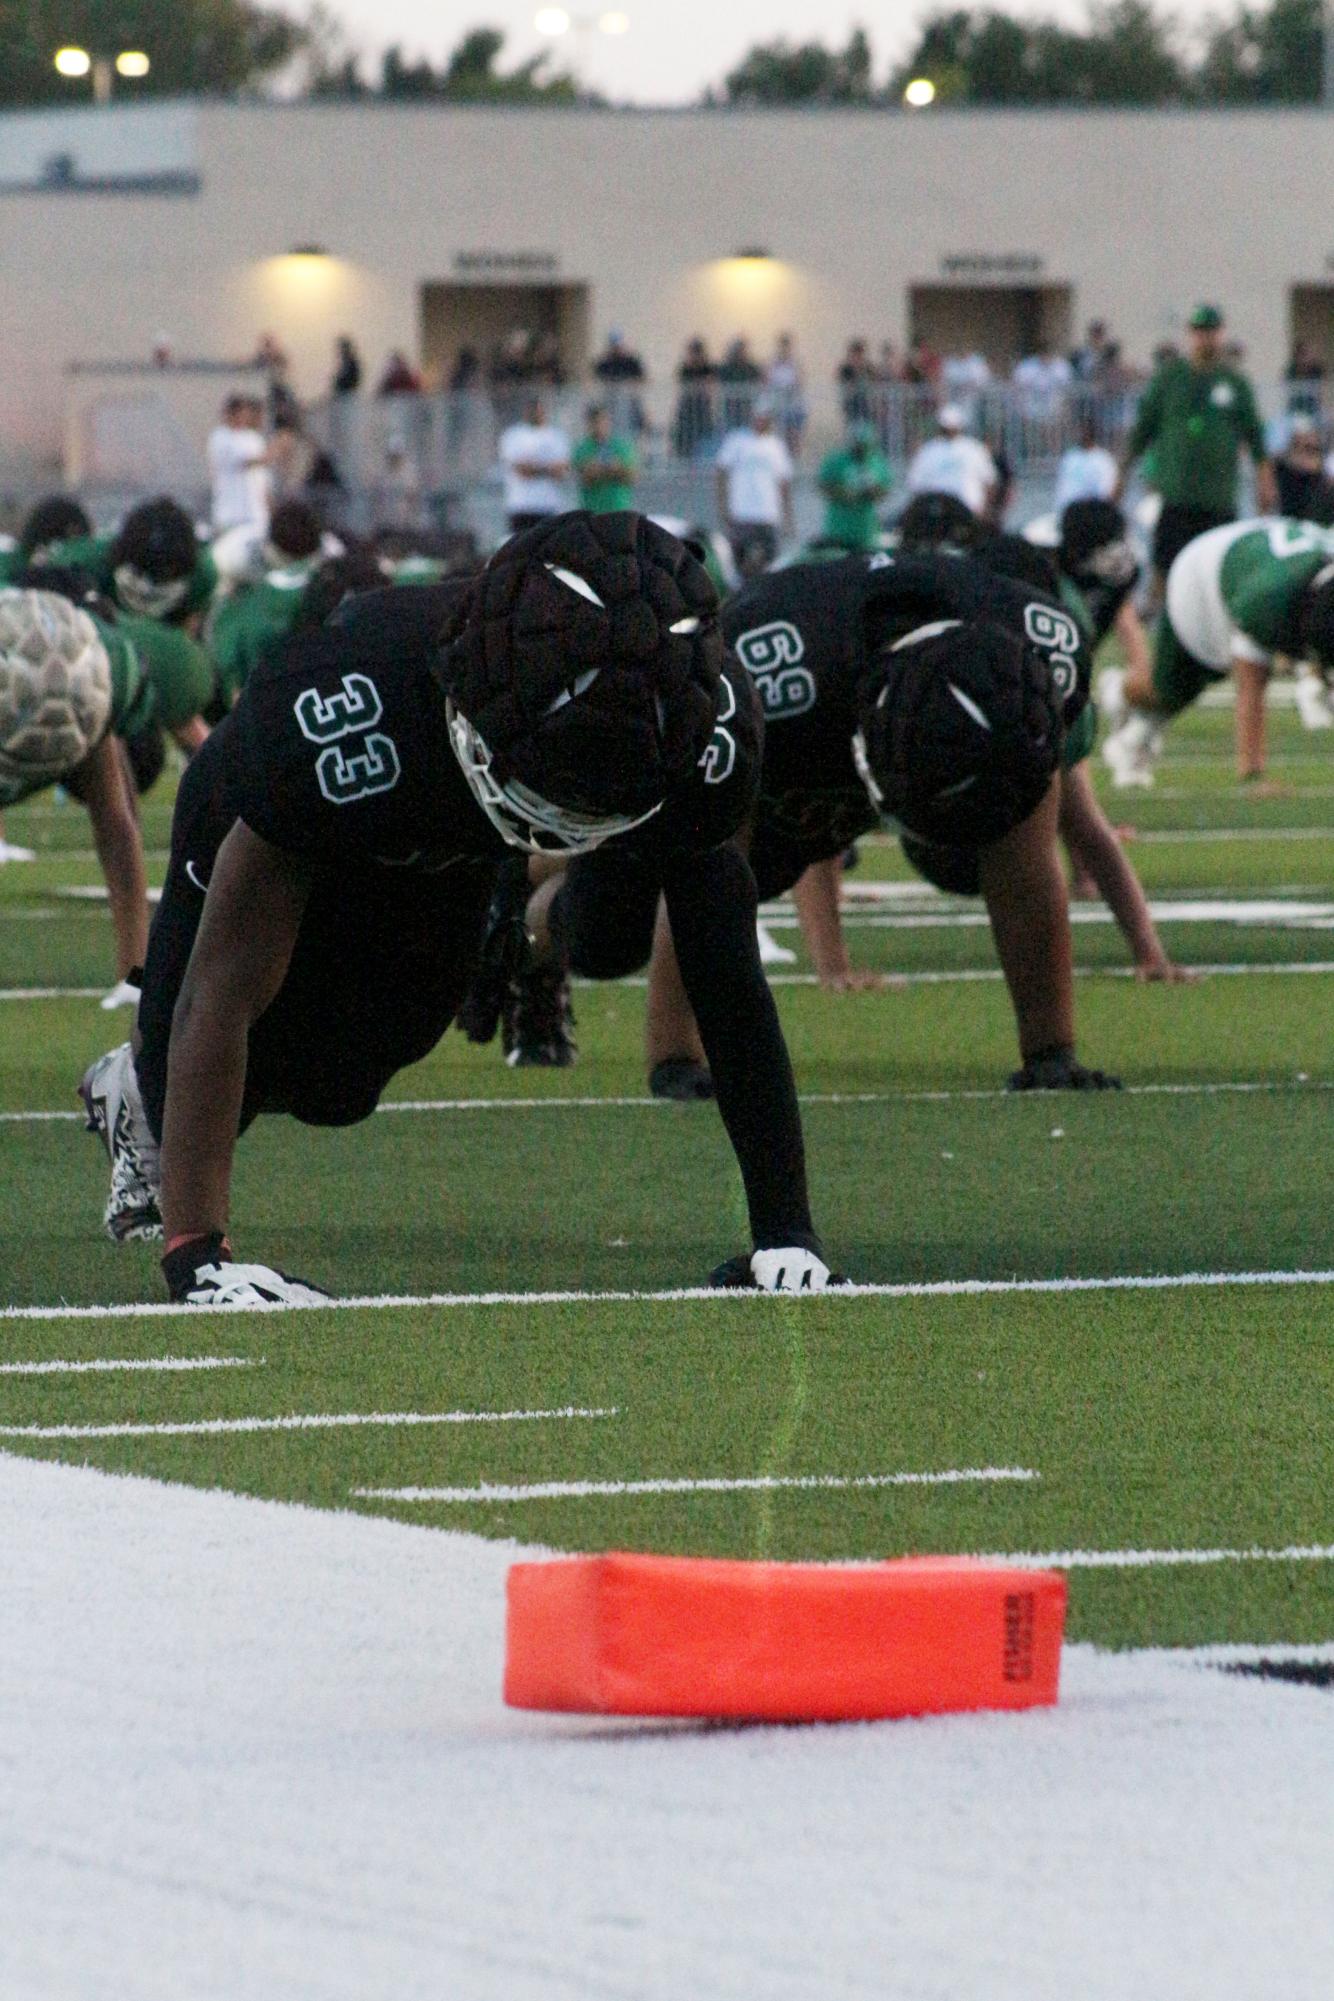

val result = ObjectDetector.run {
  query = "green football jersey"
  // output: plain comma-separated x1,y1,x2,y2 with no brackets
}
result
208,564,315,704
1218,518,1334,655
49,533,218,626
119,615,216,727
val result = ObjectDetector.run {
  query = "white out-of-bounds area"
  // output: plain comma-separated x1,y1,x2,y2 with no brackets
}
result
2,1452,1331,2001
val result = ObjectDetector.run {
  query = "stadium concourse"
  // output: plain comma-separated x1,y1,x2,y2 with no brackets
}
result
1,437,1333,1995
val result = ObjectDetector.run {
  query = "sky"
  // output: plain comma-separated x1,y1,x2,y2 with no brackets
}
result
324,0,1226,104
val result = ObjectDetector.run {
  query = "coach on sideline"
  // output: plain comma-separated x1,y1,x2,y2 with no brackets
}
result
1118,304,1277,593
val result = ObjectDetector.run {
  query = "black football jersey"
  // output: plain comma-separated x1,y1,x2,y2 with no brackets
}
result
723,550,1092,880
227,582,759,873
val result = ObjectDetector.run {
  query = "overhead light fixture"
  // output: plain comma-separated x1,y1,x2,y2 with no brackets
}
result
287,243,331,258
732,247,773,261
115,51,151,79
54,46,92,77
903,77,937,108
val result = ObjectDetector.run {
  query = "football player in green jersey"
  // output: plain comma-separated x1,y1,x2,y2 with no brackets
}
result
207,501,326,706
1100,517,1334,788
50,497,219,755
0,587,150,990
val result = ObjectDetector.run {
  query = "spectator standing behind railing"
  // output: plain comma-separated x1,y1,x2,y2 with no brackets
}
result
592,328,646,435
331,336,362,397
207,394,275,536
377,351,422,397
836,339,875,425
816,421,891,552
1054,419,1119,512
573,403,637,514
1117,304,1277,592
498,394,571,537
1285,338,1326,418
905,404,997,520
1012,342,1074,433
717,337,764,434
715,398,794,575
673,337,716,459
766,333,807,458
1274,416,1334,523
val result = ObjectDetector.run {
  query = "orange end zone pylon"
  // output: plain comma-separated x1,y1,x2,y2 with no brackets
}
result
505,1553,1067,1722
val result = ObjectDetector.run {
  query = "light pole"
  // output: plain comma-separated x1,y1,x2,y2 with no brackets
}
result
534,9,630,84
54,47,151,105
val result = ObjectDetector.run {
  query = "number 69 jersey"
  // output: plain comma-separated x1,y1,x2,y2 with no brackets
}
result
721,549,1092,876
227,581,762,872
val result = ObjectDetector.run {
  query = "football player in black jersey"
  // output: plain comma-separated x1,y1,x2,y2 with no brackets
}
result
80,513,834,1303
491,545,1123,1099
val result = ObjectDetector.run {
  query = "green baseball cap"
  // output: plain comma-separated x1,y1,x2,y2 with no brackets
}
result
1188,303,1224,330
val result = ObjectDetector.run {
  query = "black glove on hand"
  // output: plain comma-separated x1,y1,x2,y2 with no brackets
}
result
1007,1046,1123,1092
162,1232,329,1306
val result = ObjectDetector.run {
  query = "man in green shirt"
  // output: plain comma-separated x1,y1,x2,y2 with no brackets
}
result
572,404,637,514
815,422,892,552
1119,305,1277,588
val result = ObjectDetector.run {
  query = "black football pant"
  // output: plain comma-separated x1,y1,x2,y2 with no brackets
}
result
136,732,494,1141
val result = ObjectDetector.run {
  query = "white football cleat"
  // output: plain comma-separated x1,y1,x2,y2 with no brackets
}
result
1095,667,1128,731
79,1042,162,1243
1294,668,1334,731
757,920,797,966
182,1262,330,1308
750,1247,832,1294
1101,713,1162,790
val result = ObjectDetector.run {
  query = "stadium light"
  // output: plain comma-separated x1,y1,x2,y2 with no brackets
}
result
903,77,937,108
54,46,92,77
115,51,151,79
535,7,572,31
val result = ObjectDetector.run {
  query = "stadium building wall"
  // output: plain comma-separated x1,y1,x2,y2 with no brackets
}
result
1,100,1332,481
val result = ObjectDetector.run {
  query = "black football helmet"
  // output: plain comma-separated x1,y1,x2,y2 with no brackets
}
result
1059,500,1138,592
852,617,1063,847
109,497,198,619
435,511,724,854
1299,560,1334,667
19,494,91,562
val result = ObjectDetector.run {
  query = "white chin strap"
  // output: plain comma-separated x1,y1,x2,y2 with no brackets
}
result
446,700,663,855
113,564,190,619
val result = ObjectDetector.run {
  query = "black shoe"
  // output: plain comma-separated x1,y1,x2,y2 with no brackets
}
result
504,962,577,1068
649,1058,714,1101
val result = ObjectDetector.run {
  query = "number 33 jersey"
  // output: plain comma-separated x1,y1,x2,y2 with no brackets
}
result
227,581,761,872
722,549,1092,870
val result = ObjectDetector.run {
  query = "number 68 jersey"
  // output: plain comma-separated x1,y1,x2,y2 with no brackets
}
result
721,549,1092,872
227,581,762,872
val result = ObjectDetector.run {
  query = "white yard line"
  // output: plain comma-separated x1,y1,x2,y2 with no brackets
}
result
5,1071,1334,1127
0,1354,256,1377
5,1266,1334,1324
978,1543,1334,1571
5,959,1334,1008
0,1403,615,1440
353,1467,1039,1505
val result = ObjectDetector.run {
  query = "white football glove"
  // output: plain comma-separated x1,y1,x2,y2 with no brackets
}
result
100,977,142,1011
749,1248,832,1294
183,1261,331,1308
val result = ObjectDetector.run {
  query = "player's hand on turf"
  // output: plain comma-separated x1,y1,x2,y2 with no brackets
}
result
1134,958,1199,985
1007,1048,1122,1092
162,1231,329,1306
709,1248,840,1293
819,968,905,994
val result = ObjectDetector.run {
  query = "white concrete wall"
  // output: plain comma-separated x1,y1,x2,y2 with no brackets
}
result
0,100,1331,479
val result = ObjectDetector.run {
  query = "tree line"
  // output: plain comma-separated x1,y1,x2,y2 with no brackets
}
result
1,0,1327,108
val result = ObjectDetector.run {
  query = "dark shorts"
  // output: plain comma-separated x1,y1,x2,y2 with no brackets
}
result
136,737,494,1139
1152,503,1233,578
1151,614,1226,720
549,845,663,982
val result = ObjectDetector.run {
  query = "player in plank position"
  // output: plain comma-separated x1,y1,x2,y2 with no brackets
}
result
0,588,151,992
81,512,836,1302
483,545,1121,1098
1099,517,1334,788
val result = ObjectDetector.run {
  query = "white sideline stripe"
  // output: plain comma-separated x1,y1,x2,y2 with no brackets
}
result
352,1466,1038,1505
0,1354,255,1378
5,1072,1334,1126
5,1266,1334,1323
5,960,1334,1007
0,1403,615,1440
978,1543,1334,1572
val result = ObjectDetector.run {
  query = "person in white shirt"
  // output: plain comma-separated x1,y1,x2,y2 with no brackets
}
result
206,395,274,536
715,400,795,572
1012,346,1074,424
498,396,571,534
940,349,992,427
1053,421,1119,512
905,405,997,518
